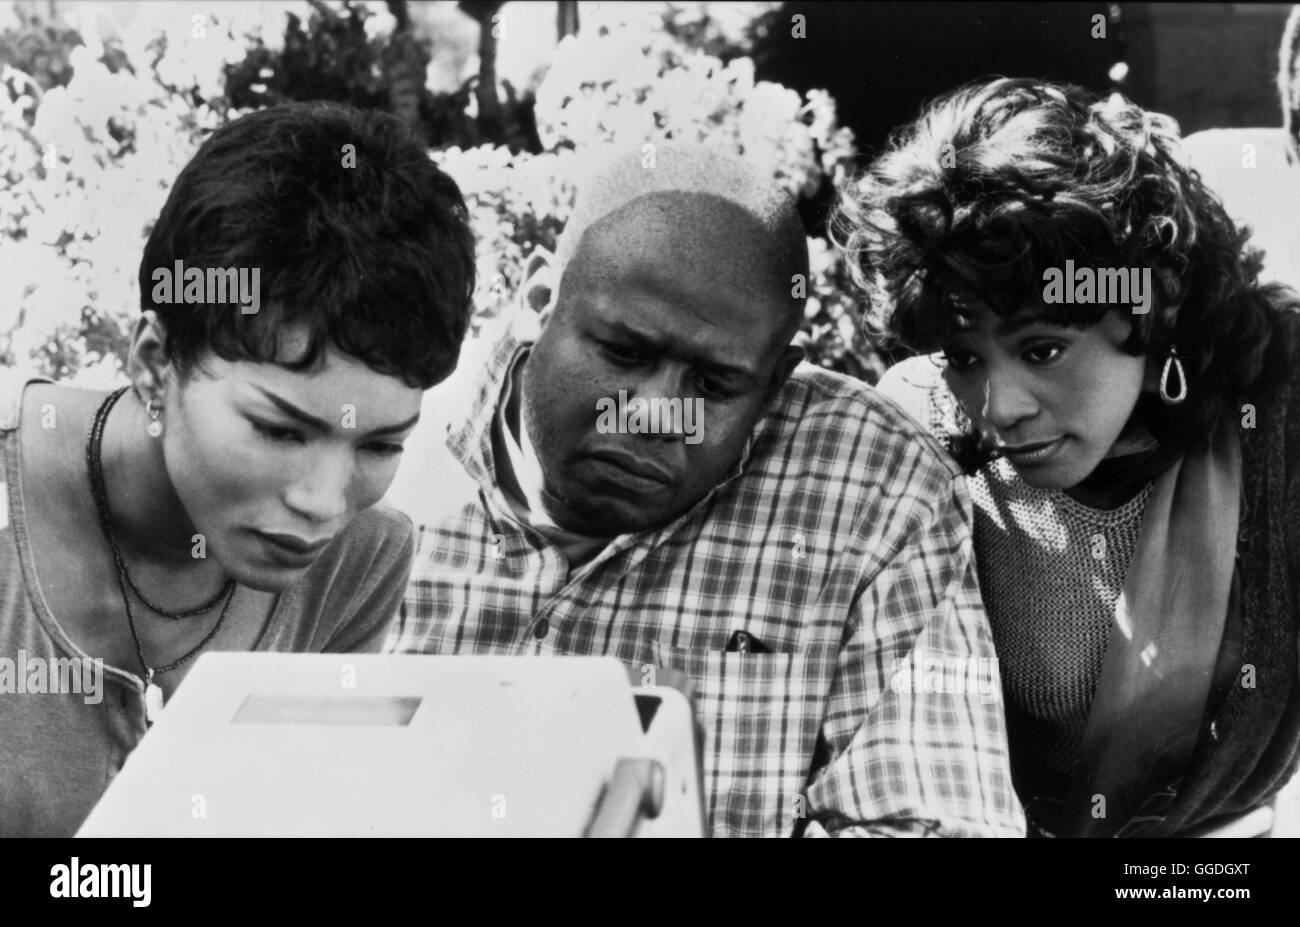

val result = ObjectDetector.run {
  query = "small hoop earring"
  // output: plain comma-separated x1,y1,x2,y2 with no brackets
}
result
1159,344,1187,405
146,398,164,438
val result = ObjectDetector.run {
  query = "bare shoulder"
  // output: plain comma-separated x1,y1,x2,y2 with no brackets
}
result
19,382,100,474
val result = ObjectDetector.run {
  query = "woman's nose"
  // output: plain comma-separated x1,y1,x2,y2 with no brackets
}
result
283,451,353,525
979,370,1039,433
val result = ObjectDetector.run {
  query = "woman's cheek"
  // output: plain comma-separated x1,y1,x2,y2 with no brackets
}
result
200,432,299,507
357,457,401,509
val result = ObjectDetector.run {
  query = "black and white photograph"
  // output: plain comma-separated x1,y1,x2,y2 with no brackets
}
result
1,0,1298,901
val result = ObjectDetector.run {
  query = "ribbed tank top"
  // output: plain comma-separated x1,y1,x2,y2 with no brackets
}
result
970,457,1152,776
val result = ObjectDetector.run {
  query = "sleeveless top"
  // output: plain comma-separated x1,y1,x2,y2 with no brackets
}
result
0,369,416,835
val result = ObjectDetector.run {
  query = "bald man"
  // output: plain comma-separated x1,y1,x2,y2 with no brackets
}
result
388,145,1023,838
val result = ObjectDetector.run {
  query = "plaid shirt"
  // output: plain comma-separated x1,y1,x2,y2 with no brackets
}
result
389,323,1024,838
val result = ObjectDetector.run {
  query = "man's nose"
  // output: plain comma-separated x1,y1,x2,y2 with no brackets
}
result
284,449,353,525
979,369,1039,434
627,365,691,442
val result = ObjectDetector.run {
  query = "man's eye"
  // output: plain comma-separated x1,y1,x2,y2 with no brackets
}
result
252,422,305,444
941,349,979,371
1024,343,1065,364
694,374,734,400
600,341,645,365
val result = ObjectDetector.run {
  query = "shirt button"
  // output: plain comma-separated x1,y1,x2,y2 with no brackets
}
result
534,619,550,640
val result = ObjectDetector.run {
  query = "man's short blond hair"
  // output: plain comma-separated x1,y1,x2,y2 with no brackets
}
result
554,142,807,279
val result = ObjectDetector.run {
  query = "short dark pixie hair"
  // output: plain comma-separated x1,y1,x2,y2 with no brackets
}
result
1279,5,1300,163
139,101,475,389
833,77,1297,449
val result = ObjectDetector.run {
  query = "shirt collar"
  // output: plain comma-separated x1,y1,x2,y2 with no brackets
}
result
447,309,769,539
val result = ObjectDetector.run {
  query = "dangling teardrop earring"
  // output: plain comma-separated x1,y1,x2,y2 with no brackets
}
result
1159,344,1187,405
146,398,164,437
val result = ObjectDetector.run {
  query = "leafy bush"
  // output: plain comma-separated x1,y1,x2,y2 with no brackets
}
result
1,2,884,385
440,12,884,380
1,8,233,386
225,0,539,152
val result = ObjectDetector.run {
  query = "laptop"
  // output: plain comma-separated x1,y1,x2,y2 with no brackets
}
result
78,653,705,837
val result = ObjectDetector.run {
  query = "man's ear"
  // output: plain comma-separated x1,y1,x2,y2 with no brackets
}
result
519,247,560,324
763,344,805,402
126,311,176,407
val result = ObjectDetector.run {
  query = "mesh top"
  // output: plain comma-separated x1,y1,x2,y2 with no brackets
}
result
971,457,1152,776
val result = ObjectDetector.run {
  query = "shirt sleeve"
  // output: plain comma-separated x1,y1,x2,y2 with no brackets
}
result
802,469,1026,837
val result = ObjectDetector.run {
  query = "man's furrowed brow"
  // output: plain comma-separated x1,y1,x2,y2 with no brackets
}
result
600,319,758,380
599,318,663,350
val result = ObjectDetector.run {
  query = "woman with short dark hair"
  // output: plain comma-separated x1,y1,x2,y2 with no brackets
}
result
0,102,476,835
837,77,1300,836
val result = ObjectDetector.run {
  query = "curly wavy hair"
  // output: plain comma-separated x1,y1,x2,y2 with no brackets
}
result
832,77,1298,453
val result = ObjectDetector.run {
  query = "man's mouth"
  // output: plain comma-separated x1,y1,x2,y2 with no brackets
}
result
583,449,675,489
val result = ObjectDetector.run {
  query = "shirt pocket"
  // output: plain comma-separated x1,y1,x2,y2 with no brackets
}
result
650,640,822,838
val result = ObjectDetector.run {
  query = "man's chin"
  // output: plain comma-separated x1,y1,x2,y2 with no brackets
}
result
552,485,686,536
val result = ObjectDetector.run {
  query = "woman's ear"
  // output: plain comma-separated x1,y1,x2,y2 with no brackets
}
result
519,247,560,323
126,311,175,406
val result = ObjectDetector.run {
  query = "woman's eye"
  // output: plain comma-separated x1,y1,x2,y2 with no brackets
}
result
1024,343,1065,363
252,422,305,445
364,442,405,458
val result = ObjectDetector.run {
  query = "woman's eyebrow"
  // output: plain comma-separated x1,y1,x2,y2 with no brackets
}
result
366,413,421,437
994,315,1056,336
253,386,331,431
251,385,419,435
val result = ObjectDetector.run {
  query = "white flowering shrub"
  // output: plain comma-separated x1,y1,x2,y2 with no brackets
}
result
3,2,885,384
1,9,244,386
442,12,883,380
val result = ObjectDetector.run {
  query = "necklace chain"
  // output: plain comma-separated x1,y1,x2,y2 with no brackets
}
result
87,387,233,619
86,386,234,684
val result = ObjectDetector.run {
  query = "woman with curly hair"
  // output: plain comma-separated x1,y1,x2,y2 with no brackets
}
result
835,77,1300,837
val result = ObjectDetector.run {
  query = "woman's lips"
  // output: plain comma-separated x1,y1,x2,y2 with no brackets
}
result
999,436,1066,466
252,530,332,566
